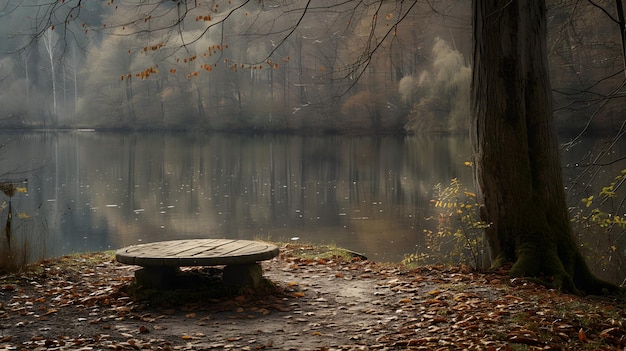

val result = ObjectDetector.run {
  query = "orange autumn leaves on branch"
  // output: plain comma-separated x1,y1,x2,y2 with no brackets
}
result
195,15,212,21
120,66,158,81
141,43,165,54
121,41,291,81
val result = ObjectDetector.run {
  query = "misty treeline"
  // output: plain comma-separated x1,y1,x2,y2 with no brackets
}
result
0,0,623,133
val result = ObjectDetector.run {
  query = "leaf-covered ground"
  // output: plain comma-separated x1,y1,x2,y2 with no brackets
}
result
0,243,624,350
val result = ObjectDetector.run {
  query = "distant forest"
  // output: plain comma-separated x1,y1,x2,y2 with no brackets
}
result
0,0,623,134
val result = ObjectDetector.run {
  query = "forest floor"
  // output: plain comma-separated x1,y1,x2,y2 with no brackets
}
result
0,243,624,351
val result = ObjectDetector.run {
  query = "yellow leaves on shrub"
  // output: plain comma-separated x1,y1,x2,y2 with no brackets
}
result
582,196,593,208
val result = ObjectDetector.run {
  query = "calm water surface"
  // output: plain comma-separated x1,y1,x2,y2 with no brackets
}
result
1,131,624,283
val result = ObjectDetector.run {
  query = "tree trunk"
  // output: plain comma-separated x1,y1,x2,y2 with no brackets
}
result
41,29,58,125
471,0,615,294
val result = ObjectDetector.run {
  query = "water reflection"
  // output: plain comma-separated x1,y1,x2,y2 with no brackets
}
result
1,132,474,262
1,131,623,283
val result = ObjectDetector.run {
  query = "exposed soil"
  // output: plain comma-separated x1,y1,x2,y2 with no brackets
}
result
0,243,624,350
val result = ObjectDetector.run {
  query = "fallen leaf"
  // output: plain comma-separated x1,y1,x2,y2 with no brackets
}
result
599,327,619,338
424,299,448,306
578,328,588,343
508,335,543,346
44,309,58,315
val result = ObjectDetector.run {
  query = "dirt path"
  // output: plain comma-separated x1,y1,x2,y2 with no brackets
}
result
0,244,624,350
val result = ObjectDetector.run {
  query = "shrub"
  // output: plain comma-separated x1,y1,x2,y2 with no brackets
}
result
571,169,626,286
0,181,38,272
403,177,489,269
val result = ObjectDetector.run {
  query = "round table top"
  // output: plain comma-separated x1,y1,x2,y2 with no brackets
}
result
115,239,279,267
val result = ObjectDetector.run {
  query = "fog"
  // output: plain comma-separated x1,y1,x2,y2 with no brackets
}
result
0,0,624,134
0,0,472,132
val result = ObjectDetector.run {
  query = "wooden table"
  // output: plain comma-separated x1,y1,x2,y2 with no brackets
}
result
115,239,279,288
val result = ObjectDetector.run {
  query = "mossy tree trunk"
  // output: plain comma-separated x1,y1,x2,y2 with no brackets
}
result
471,0,614,294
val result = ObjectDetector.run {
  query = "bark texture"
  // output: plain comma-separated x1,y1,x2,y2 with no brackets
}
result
470,0,614,294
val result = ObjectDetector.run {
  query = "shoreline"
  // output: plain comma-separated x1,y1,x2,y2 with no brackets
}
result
0,244,623,350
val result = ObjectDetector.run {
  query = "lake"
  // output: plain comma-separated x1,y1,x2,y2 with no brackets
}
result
1,131,624,284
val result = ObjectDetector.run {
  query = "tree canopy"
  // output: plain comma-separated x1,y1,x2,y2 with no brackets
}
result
1,0,622,134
